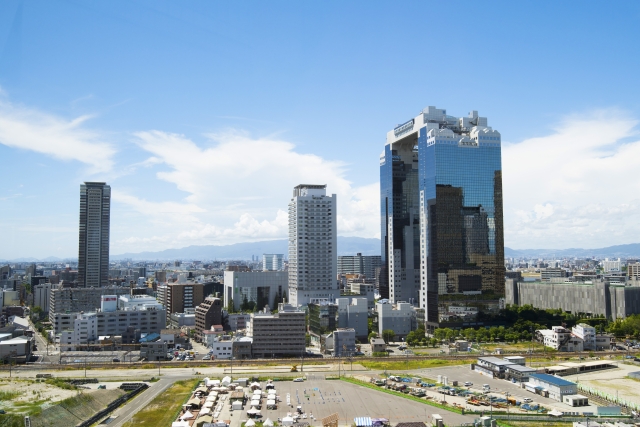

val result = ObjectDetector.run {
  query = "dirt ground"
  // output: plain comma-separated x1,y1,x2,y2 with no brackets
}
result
0,378,80,403
564,363,640,407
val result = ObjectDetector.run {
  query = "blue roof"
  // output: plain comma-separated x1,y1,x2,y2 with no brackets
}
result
139,333,160,343
530,373,575,387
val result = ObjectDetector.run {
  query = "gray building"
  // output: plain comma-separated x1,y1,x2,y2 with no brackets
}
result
338,254,382,280
52,308,166,336
336,297,368,341
376,301,415,340
248,303,305,358
506,278,640,320
33,283,52,313
223,271,288,312
49,286,133,322
78,182,111,287
324,328,356,357
140,341,168,361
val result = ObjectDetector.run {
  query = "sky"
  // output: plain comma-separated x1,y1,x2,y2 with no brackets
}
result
1,1,640,259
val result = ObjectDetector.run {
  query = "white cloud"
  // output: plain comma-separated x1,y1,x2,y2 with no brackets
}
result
503,109,640,249
0,97,115,173
109,130,379,252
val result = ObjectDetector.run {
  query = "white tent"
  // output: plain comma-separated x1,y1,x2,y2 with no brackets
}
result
282,416,294,426
212,380,221,386
181,410,194,420
204,401,214,408
268,389,277,394
548,409,564,417
221,376,232,386
200,407,212,416
246,419,256,427
172,422,190,427
253,390,262,396
264,418,274,427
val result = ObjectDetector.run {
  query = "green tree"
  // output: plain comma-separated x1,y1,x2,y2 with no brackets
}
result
382,329,395,344
368,331,378,341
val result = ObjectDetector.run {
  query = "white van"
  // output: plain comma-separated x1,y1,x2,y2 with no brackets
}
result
482,384,490,391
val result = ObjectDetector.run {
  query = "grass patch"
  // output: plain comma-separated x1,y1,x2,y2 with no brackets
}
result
359,357,472,371
497,421,573,427
122,378,199,427
340,377,463,414
0,390,22,400
44,378,78,390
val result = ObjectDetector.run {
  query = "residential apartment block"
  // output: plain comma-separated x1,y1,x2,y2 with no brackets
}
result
247,303,305,358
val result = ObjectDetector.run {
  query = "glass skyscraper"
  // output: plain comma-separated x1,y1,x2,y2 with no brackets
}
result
381,107,504,331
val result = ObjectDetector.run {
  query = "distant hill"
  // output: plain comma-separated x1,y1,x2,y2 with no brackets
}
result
110,236,382,261
504,243,640,259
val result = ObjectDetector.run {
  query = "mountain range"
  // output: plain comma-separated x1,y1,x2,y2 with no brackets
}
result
3,239,640,263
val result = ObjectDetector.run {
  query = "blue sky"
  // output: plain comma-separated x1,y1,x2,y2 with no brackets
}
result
1,1,640,259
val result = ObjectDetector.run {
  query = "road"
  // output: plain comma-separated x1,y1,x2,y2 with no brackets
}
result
108,378,175,427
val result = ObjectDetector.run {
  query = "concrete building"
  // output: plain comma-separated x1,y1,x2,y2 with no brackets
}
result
248,303,305,358
78,182,111,287
118,294,164,311
49,286,132,322
262,254,285,271
336,297,368,341
287,184,338,307
324,328,356,357
195,297,223,341
168,312,195,328
166,282,204,321
223,271,288,312
308,301,338,335
475,356,514,379
602,258,621,273
504,364,536,383
0,336,33,361
537,326,584,352
338,254,382,280
541,268,567,281
628,262,640,280
381,107,505,331
370,338,386,353
140,341,168,361
60,312,98,350
33,283,51,313
227,313,251,331
376,301,415,340
506,278,640,320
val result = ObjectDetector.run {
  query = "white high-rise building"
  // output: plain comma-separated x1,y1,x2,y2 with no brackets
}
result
263,254,285,271
288,184,338,307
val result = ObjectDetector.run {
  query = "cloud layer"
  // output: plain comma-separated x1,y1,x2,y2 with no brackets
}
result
111,130,379,252
0,98,115,173
502,109,640,249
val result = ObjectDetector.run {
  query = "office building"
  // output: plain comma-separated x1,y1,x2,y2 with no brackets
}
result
195,296,223,342
602,258,621,273
506,278,640,320
247,303,305,358
308,301,338,335
262,254,285,271
376,301,415,340
223,271,288,312
117,294,164,311
33,283,52,313
337,254,382,280
166,282,204,320
49,286,133,322
381,106,504,331
336,297,368,340
288,184,338,307
628,262,640,280
323,328,356,357
537,326,584,352
0,265,11,281
78,182,111,287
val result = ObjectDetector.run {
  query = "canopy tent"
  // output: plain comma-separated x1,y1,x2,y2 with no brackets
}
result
172,422,190,427
195,415,213,427
253,390,262,395
354,417,373,427
221,376,232,386
203,401,214,408
199,407,212,416
181,410,195,420
282,416,294,426
548,409,564,417
195,386,208,394
268,389,277,394
246,419,256,427
250,382,261,389
186,398,201,408
263,418,274,427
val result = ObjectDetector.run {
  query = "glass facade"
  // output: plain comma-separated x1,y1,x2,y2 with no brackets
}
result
381,107,505,330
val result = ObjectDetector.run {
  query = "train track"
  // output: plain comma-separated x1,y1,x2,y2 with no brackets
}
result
2,349,635,372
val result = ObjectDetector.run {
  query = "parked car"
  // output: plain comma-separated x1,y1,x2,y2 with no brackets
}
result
523,398,533,403
464,381,473,386
202,355,211,360
112,358,120,362
293,378,304,382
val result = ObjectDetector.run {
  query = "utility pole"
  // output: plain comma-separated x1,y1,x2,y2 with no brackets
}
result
505,392,510,421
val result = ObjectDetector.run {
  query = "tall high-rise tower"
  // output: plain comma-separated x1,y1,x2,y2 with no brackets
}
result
78,182,111,287
288,184,338,307
381,107,504,332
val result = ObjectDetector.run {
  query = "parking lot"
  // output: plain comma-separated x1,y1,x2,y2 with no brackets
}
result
219,376,475,427
416,365,600,414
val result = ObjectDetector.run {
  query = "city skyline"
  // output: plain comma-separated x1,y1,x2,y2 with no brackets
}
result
1,2,640,259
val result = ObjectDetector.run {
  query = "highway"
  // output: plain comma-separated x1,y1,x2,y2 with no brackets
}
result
108,377,175,427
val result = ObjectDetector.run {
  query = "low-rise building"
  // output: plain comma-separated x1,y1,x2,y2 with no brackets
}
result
537,326,584,352
140,341,169,361
0,336,33,361
475,356,514,378
370,338,386,353
227,313,250,331
526,373,583,404
323,328,356,357
504,364,536,383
